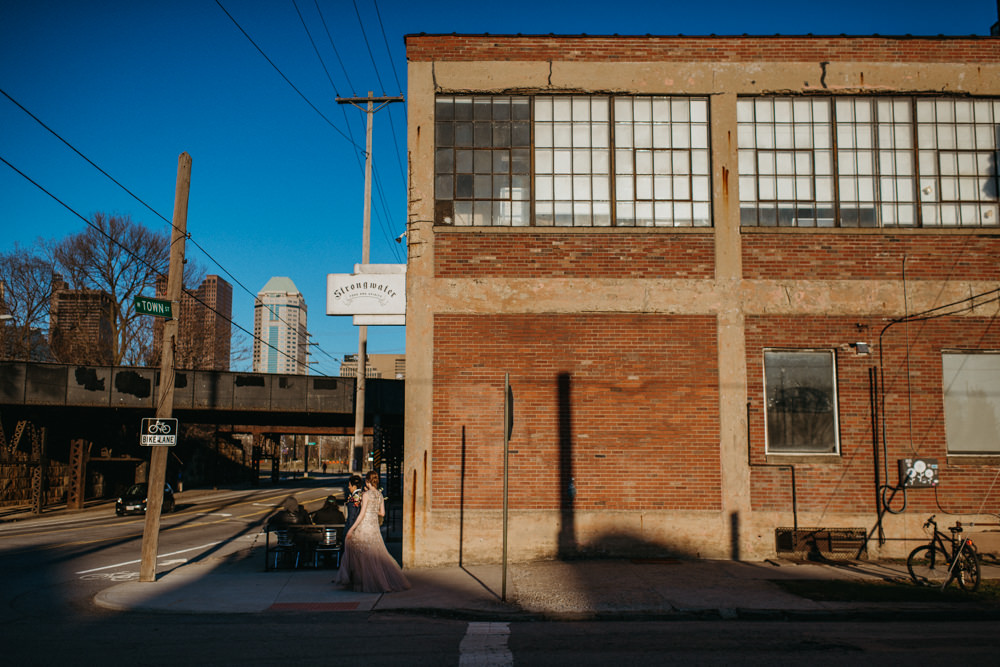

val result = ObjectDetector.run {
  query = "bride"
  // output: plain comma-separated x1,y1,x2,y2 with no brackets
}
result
334,471,410,593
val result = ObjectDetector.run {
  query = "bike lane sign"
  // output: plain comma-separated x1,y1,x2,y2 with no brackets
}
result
140,418,179,446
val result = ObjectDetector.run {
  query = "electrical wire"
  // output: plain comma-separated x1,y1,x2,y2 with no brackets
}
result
371,0,408,183
0,153,334,376
314,0,358,96
214,0,362,152
0,87,345,370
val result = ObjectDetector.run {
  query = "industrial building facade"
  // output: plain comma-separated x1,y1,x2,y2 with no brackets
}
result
403,34,1000,566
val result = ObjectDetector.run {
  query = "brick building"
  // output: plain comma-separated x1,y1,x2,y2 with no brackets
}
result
340,353,406,379
154,274,233,371
48,275,114,365
402,34,1000,567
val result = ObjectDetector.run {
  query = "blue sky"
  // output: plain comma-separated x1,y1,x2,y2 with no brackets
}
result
1,0,996,374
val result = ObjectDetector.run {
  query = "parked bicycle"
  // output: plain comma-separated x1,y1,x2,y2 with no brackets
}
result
906,515,981,591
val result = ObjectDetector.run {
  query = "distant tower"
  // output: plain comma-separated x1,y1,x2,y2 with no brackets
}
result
253,277,308,374
154,274,233,370
48,275,114,365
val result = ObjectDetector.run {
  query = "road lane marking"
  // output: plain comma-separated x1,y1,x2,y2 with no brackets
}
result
75,541,221,574
459,622,512,667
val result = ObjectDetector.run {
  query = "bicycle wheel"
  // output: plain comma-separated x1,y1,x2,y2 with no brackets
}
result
955,546,981,592
907,545,952,587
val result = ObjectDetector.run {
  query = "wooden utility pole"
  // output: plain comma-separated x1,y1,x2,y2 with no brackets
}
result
139,152,190,582
337,92,403,472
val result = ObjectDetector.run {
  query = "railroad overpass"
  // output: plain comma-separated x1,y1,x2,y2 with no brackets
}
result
0,361,403,511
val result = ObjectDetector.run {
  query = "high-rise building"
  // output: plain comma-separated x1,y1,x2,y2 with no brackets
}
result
48,275,114,365
253,277,308,374
154,274,233,371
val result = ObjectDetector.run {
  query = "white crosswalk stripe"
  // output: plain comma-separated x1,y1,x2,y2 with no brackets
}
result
459,622,513,666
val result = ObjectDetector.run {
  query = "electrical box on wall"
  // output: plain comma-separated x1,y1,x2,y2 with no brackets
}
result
898,458,939,488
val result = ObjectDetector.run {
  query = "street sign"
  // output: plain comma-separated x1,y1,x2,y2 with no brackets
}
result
134,296,173,318
140,418,178,446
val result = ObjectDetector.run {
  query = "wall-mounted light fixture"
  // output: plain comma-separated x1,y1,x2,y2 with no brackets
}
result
852,342,871,355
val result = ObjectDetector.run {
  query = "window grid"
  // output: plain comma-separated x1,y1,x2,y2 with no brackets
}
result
435,96,532,227
613,97,711,227
534,96,612,227
434,95,712,227
739,96,1000,228
918,99,1000,227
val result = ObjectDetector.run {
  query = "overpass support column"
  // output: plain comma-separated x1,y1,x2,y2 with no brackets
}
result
66,438,91,510
31,426,47,514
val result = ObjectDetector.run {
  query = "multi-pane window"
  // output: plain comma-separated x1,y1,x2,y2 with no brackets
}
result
614,97,711,227
739,96,1000,227
738,98,834,226
763,350,840,455
435,96,532,226
918,99,1000,226
434,95,711,227
534,96,611,226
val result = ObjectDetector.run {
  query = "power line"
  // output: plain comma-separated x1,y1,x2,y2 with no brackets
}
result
0,87,346,368
0,153,335,376
372,0,404,94
291,0,366,176
214,0,363,152
351,0,406,182
314,0,358,96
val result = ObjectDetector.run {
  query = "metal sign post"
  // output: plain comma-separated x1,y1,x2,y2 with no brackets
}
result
502,373,512,601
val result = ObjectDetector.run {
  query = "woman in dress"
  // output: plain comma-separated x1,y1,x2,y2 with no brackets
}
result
334,471,410,593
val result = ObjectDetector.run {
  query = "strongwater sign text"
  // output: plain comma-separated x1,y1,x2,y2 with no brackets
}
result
327,264,406,316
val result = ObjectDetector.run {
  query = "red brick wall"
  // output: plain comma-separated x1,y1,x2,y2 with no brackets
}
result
433,314,721,511
743,234,1000,281
435,232,714,278
407,35,1000,63
747,315,1000,515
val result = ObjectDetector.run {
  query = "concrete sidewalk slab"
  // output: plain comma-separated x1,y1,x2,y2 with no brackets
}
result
93,545,1000,620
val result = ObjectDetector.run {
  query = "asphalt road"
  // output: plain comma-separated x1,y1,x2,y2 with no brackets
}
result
2,482,999,665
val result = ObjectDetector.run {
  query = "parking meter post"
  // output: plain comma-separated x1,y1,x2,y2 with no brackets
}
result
139,153,190,583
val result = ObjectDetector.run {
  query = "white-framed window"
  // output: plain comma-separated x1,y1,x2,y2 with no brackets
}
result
942,352,1000,454
764,349,840,454
739,96,1000,228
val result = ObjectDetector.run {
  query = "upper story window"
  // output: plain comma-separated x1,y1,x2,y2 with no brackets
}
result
738,97,1000,228
434,95,711,227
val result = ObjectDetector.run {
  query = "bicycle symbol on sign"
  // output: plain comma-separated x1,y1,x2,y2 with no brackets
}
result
148,420,172,434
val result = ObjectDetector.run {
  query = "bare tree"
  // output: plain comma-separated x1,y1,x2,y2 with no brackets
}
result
51,212,170,366
0,243,55,361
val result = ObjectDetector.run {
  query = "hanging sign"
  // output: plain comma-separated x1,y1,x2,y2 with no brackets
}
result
327,264,405,325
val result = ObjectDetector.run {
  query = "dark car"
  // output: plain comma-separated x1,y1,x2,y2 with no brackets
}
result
115,482,176,516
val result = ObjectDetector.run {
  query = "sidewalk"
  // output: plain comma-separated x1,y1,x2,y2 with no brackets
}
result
6,491,998,620
93,539,1000,620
